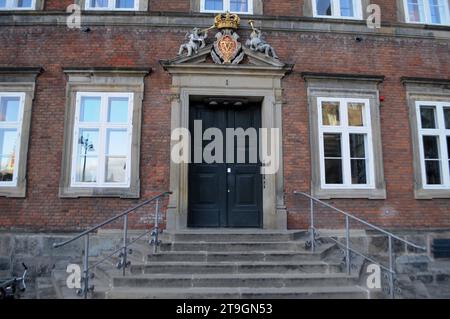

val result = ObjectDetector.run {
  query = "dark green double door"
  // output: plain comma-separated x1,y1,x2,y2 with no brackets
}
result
188,101,263,228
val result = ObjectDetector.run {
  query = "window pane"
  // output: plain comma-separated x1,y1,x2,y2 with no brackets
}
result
423,135,440,159
0,97,20,122
17,0,32,7
324,133,341,157
325,159,343,184
429,0,445,24
0,129,18,158
348,103,364,126
90,0,108,8
116,0,134,8
351,159,367,184
447,136,450,159
230,0,248,12
105,157,126,183
322,102,340,126
0,156,14,182
76,157,98,183
108,97,129,123
80,97,101,122
408,0,425,22
444,107,450,129
349,134,365,158
77,129,99,156
205,0,223,10
340,0,354,17
420,106,436,129
425,160,441,184
447,135,450,179
106,129,127,156
0,0,6,8
316,0,332,15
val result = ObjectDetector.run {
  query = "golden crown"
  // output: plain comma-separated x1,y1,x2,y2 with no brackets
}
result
214,11,240,30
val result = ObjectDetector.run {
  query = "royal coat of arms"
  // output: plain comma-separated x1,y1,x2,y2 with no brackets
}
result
212,30,243,64
175,11,278,65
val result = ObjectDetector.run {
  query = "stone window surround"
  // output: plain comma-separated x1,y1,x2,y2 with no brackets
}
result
74,0,149,11
403,77,450,199
59,67,151,199
303,72,387,200
0,67,42,198
191,0,263,15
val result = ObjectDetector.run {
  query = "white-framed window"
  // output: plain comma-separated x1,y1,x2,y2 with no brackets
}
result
404,0,450,25
71,92,134,188
0,0,35,10
416,101,450,189
200,0,253,14
318,98,375,189
313,0,363,19
0,93,25,187
85,0,139,11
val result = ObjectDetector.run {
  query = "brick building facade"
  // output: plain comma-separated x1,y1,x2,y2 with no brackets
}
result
0,0,449,233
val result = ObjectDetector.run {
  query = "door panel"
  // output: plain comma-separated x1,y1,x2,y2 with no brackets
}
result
227,104,262,227
188,103,227,227
188,101,262,228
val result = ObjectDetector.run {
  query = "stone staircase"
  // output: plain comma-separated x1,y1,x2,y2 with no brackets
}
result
51,230,374,299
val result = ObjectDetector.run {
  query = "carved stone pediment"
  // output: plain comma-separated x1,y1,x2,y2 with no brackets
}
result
166,12,291,71
162,41,291,71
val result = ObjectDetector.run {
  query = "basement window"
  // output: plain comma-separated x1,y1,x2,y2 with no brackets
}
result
313,0,363,19
0,0,35,10
85,0,139,11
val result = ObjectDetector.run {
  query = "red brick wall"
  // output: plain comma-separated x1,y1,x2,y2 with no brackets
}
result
0,24,449,232
44,0,74,10
263,0,303,17
149,0,190,12
40,1,403,25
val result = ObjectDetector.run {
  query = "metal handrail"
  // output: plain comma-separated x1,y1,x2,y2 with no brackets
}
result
53,191,172,249
293,191,427,299
294,192,426,250
53,191,172,299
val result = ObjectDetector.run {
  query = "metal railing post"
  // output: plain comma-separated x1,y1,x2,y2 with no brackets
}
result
310,198,315,252
345,216,351,275
388,235,395,299
83,234,90,299
153,198,160,255
122,214,129,277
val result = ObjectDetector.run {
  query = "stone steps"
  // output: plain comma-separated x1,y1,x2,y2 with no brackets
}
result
163,231,307,243
129,261,342,275
105,286,370,299
146,249,331,263
48,230,371,299
160,241,310,252
112,273,359,289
